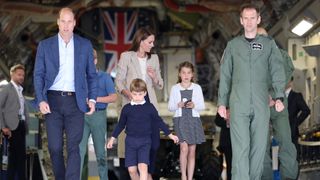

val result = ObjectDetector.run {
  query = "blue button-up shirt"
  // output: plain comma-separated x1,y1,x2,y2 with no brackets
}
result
95,71,116,109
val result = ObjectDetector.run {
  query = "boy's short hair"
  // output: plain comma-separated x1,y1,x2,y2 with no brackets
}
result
130,78,147,92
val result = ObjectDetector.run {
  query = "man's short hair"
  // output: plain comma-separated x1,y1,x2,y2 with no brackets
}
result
10,64,25,75
240,3,260,16
130,78,147,92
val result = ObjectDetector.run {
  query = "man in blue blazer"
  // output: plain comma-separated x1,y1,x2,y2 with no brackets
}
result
33,7,97,180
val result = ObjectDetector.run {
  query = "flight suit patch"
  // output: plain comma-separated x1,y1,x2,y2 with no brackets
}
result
251,42,263,50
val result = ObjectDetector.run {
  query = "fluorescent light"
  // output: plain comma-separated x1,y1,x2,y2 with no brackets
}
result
291,19,314,36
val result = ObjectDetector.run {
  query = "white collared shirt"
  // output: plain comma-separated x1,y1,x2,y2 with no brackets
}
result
130,100,146,105
168,83,205,117
11,80,25,120
285,87,292,98
49,34,75,92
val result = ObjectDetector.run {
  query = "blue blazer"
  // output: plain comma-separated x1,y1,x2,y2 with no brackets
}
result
33,34,97,112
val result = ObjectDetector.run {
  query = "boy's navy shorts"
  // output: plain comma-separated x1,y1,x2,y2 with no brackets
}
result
125,135,151,167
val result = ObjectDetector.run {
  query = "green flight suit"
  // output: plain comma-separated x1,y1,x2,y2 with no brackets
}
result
262,49,298,180
218,35,286,180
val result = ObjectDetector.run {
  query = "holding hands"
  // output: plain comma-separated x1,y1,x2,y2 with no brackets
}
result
275,99,284,112
267,95,285,112
168,133,179,144
218,106,230,126
269,95,276,107
106,137,116,149
218,105,227,119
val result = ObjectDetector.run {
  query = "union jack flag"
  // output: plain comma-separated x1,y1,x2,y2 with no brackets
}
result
102,9,137,76
102,8,157,77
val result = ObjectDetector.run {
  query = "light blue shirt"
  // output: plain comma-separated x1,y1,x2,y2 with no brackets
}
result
49,33,75,92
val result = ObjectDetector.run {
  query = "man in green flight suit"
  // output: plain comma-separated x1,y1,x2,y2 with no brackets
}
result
217,3,286,180
257,27,298,180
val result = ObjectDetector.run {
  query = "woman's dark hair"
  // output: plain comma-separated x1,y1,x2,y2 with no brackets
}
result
129,27,155,59
177,61,195,83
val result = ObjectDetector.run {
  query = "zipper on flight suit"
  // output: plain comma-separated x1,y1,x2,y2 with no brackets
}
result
249,41,253,106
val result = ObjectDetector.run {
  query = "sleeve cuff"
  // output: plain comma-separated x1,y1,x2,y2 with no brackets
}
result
89,99,96,104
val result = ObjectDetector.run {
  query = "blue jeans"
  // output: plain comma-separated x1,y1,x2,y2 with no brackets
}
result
79,110,108,180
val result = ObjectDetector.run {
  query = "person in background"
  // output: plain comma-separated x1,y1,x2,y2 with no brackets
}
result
79,49,117,180
0,64,28,180
115,27,164,180
287,77,310,161
107,79,178,180
257,27,299,180
217,3,286,180
33,7,97,180
215,110,232,180
168,61,206,180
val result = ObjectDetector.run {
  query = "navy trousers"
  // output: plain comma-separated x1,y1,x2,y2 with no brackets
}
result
8,121,26,180
45,92,84,180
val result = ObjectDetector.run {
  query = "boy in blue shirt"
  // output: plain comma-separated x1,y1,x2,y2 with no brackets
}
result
79,49,117,180
107,78,178,180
